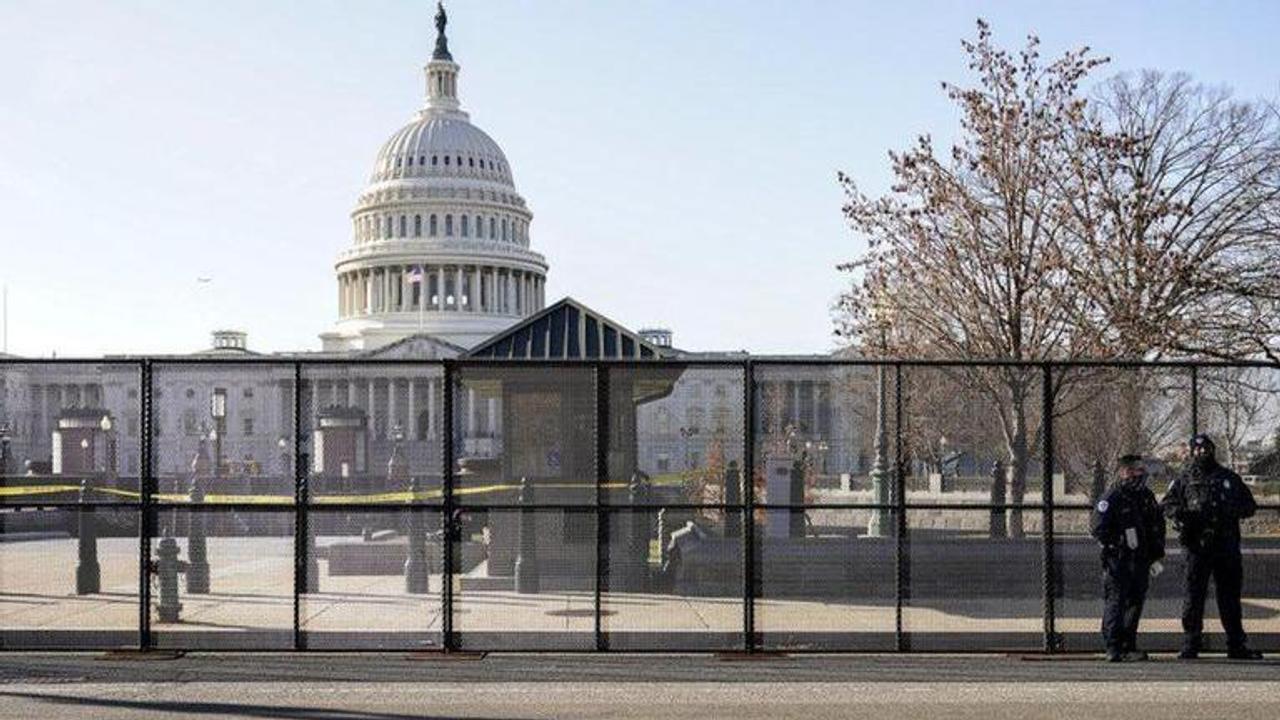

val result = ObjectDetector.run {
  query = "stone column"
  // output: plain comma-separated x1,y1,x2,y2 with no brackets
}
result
388,378,398,435
346,379,356,408
455,267,464,311
506,271,515,314
407,380,417,439
466,387,477,436
436,266,445,310
310,380,320,436
426,378,436,438
472,266,481,312
368,379,377,439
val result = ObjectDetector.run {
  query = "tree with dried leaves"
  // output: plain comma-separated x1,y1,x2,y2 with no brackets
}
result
837,20,1106,537
837,21,1280,536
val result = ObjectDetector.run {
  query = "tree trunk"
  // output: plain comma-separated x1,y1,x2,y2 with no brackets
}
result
1005,393,1029,539
1119,374,1144,455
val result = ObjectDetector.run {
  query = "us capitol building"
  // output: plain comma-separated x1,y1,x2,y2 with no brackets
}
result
0,5,861,492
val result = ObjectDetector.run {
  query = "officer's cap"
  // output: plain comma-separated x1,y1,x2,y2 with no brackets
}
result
1189,434,1217,452
1116,454,1144,468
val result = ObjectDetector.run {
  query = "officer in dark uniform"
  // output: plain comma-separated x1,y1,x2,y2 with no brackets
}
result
1091,454,1165,662
1161,434,1263,660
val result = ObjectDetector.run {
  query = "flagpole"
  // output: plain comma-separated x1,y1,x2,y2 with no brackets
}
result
417,266,424,332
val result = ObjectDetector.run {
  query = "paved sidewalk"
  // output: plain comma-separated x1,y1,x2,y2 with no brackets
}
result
1,654,1279,720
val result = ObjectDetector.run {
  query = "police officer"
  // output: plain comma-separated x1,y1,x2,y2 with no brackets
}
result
1091,454,1165,662
1161,434,1263,660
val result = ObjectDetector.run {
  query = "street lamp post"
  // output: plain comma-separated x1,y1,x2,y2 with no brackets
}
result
0,421,11,479
867,363,892,538
99,415,117,482
277,436,290,478
210,389,227,480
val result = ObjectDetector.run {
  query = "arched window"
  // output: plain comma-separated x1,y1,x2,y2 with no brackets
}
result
419,155,425,166
468,157,474,168
398,215,407,237
407,155,413,166
456,155,462,167
502,218,508,242
461,215,469,237
445,214,453,236
432,155,438,166
384,216,393,239
444,156,450,166
429,215,438,236
489,217,496,239
414,215,422,237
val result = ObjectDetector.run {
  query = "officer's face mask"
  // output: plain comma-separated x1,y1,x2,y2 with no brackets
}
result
1121,469,1147,489
1191,447,1215,470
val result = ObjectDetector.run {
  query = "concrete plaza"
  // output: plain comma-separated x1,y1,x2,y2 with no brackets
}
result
4,535,1279,652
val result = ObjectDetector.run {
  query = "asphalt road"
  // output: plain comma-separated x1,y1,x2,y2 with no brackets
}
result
1,653,1278,719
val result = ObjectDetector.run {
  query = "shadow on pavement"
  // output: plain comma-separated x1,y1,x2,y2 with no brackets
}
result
0,691,527,720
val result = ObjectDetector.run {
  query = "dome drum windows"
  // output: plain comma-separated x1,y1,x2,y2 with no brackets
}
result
414,215,422,237
430,214,438,236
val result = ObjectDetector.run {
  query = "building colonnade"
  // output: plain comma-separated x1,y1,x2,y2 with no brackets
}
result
337,264,544,318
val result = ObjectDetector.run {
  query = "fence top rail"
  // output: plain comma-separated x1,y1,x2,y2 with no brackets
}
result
2,356,1279,370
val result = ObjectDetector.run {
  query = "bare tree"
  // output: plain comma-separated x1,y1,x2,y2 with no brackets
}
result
1061,72,1280,362
837,21,1106,537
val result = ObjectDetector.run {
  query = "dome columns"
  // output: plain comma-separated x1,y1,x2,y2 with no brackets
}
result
337,264,544,320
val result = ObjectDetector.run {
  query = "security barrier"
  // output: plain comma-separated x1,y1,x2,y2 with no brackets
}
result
1,358,1278,652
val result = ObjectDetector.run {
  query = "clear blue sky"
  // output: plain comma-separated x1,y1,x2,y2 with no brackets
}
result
1,1,1277,357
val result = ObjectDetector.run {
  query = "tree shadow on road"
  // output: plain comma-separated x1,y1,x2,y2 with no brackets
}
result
0,691,530,720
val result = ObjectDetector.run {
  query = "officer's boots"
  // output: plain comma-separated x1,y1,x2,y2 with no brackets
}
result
1178,635,1201,660
1228,646,1263,660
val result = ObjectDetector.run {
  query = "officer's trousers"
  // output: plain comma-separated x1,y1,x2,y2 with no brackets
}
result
1102,555,1149,652
1182,545,1247,649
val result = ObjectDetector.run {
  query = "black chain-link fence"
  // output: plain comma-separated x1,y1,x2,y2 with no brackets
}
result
2,358,1279,652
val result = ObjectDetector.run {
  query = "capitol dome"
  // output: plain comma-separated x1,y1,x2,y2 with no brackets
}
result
321,3,549,353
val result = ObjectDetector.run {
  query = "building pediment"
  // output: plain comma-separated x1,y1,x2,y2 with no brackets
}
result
361,333,466,359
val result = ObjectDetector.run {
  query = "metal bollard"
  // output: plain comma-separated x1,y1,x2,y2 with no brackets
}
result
989,459,1007,538
75,480,101,595
514,477,540,594
723,462,741,537
154,536,187,623
185,475,210,594
404,476,430,594
624,473,651,591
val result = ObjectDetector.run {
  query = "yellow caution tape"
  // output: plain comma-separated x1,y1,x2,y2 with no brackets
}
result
1,478,682,503
0,484,81,497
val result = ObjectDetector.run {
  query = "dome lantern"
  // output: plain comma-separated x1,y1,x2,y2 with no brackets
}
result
424,2,461,114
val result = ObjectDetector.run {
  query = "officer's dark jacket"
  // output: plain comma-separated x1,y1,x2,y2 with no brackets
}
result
1161,462,1256,550
1090,481,1165,564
